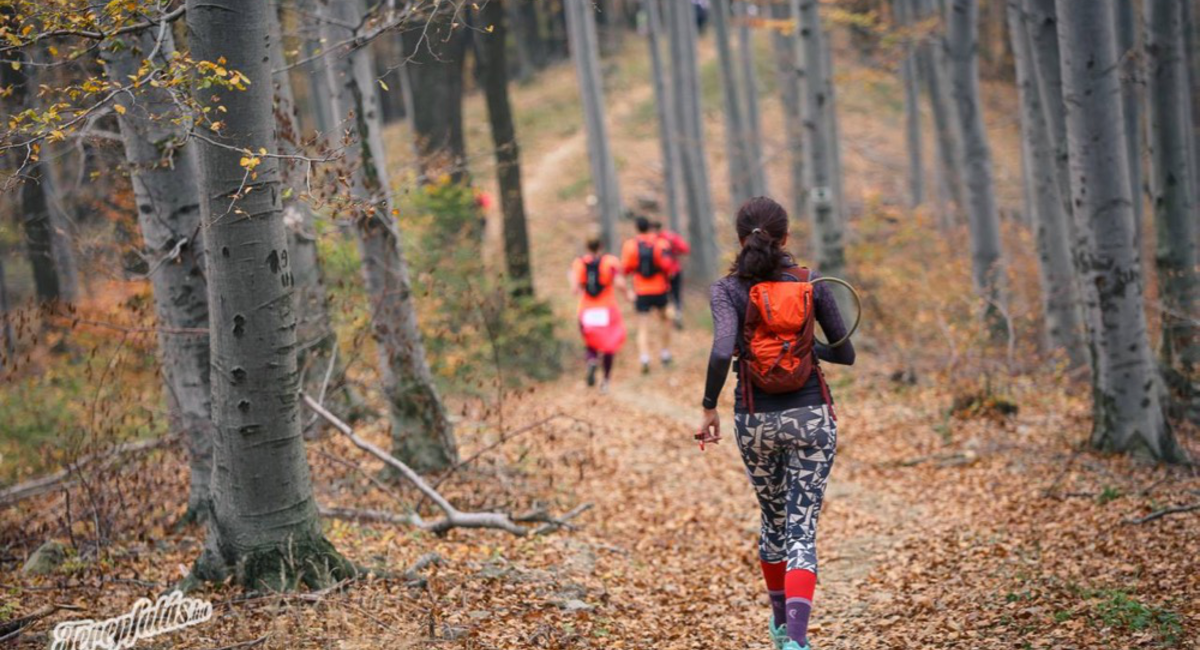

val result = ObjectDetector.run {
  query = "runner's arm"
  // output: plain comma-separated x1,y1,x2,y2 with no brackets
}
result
702,281,738,409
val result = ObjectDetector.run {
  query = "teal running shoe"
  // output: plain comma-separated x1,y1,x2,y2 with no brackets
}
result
781,640,812,650
769,619,788,649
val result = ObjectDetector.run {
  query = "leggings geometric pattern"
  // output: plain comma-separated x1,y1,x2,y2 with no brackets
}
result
734,405,838,573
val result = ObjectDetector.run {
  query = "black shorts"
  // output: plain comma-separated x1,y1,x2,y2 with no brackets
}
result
635,293,670,313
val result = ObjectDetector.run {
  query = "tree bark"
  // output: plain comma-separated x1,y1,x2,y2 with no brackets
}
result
712,0,753,204
947,0,1006,331
479,0,534,296
1007,0,1087,368
771,0,808,227
896,0,925,207
736,1,767,198
98,12,215,520
668,0,719,280
401,10,469,184
185,0,351,589
1113,0,1144,247
916,0,966,217
1056,0,1186,463
323,0,458,472
1144,0,1199,415
793,0,846,279
647,0,683,232
565,0,622,251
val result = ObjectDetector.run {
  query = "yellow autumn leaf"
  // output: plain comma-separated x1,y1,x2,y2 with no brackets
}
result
486,24,495,33
113,104,126,115
378,79,389,92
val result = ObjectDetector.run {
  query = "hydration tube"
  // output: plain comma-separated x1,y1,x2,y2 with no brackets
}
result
809,276,862,348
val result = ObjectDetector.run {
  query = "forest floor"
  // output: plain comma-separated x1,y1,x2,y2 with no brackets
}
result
3,27,1199,650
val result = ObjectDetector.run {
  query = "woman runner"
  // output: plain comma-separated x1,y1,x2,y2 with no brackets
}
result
570,236,627,393
696,197,855,650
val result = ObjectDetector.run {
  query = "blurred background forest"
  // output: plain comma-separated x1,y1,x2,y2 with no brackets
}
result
0,0,1197,648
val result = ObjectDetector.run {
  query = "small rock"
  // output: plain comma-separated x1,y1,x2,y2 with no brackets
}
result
559,599,594,613
22,540,66,575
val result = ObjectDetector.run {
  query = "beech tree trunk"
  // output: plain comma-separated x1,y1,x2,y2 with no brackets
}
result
1144,0,1199,415
947,0,1006,331
1056,0,1185,463
401,10,469,184
736,1,767,198
668,0,719,280
99,13,214,520
793,0,846,279
647,0,684,232
479,0,534,296
1114,0,1144,246
771,0,807,227
1007,0,1088,368
896,0,925,207
323,0,458,472
185,0,351,589
916,0,966,216
565,0,622,251
712,0,753,204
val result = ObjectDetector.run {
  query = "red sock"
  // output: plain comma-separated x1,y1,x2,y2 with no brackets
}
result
785,569,816,601
760,561,786,627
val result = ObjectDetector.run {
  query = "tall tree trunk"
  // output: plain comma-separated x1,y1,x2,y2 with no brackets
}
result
771,0,808,227
1056,0,1185,463
268,0,344,405
647,0,684,232
565,0,622,251
401,11,469,184
1144,0,1199,417
736,1,767,198
1007,0,1087,368
916,0,966,219
1186,0,1200,211
185,0,351,588
323,0,458,472
0,252,12,362
793,0,846,279
1114,0,1144,248
712,0,752,204
507,0,536,82
19,164,64,303
897,0,925,207
98,13,215,521
947,0,1006,331
668,0,719,280
479,0,535,296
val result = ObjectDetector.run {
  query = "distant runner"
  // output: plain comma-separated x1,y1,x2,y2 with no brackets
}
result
653,220,690,330
696,197,856,650
621,217,673,374
570,236,627,393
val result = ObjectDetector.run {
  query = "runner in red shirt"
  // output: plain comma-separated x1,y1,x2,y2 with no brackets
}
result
570,236,627,393
654,220,691,330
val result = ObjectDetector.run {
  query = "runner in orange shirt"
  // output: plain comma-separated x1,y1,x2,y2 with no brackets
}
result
621,217,674,374
653,220,691,330
570,236,627,393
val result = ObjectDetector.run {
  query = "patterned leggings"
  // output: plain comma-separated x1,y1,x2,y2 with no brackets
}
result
734,405,838,573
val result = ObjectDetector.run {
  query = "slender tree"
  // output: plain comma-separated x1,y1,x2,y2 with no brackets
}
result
323,0,458,471
1144,0,1198,412
792,0,846,279
1056,0,1185,463
947,0,1006,330
97,12,214,520
736,1,767,198
478,0,534,296
565,0,622,251
1007,0,1087,367
401,8,469,184
771,0,807,227
668,0,718,280
896,0,924,207
185,0,351,588
915,0,966,216
647,0,684,232
0,252,12,361
1113,0,1144,246
712,0,753,204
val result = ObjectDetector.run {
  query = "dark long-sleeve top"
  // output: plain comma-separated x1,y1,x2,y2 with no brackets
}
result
702,266,856,413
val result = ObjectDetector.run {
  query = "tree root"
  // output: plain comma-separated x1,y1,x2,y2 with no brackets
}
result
303,393,590,537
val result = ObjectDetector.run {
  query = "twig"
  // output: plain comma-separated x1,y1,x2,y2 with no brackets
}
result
1123,502,1200,525
0,603,81,642
430,413,592,490
203,635,268,650
0,436,173,509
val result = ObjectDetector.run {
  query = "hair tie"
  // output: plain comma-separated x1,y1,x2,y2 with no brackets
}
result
751,227,763,235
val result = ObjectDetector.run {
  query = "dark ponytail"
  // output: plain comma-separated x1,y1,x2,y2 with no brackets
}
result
730,196,790,282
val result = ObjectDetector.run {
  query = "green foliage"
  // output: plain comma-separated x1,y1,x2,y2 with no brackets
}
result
401,178,562,393
1096,486,1122,506
1087,590,1182,646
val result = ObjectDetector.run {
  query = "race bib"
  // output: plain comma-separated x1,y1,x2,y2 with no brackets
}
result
581,307,611,328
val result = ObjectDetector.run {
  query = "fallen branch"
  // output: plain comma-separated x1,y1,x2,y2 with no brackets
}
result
0,603,82,643
305,393,552,536
0,437,173,509
1123,502,1200,525
203,635,268,650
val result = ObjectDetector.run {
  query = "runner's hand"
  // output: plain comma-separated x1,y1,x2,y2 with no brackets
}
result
696,408,721,450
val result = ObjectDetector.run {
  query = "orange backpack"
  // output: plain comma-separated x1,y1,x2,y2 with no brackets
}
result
740,268,832,414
